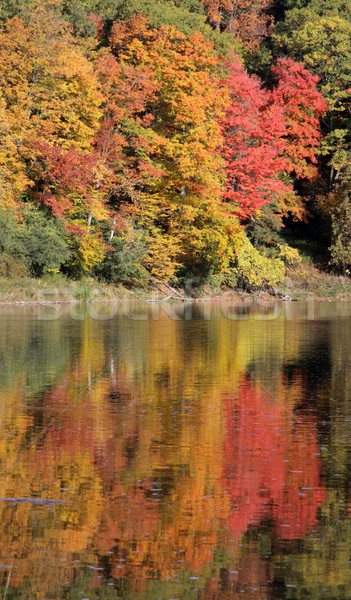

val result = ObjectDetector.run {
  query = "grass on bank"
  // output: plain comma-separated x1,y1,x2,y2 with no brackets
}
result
1,265,351,303
0,273,154,303
280,261,351,300
276,229,351,299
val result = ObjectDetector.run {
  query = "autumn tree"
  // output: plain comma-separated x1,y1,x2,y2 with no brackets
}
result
0,5,113,270
34,144,110,271
201,0,274,50
273,2,351,268
273,8,351,191
0,93,30,210
271,57,328,180
221,56,289,219
96,15,243,280
0,9,102,150
221,55,326,221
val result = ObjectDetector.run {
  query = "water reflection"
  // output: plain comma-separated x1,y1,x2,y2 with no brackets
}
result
0,301,350,598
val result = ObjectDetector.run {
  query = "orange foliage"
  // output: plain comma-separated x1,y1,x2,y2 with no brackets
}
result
96,15,242,278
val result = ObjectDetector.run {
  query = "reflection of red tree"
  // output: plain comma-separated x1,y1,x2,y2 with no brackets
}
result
224,382,326,542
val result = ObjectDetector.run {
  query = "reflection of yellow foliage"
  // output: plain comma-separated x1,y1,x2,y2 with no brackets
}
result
0,302,328,598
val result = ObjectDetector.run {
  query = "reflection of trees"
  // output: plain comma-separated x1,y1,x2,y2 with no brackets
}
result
224,381,326,544
271,314,351,599
0,308,78,393
0,303,334,598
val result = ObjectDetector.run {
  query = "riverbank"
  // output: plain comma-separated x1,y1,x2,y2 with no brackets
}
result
282,261,351,300
1,261,351,304
0,275,252,304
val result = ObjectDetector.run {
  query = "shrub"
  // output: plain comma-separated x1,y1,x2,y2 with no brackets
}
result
95,226,151,288
0,254,28,278
278,244,302,268
0,208,24,256
0,205,70,277
19,205,70,276
329,191,351,275
234,235,285,289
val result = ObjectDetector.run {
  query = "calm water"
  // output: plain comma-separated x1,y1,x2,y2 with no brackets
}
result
0,300,351,599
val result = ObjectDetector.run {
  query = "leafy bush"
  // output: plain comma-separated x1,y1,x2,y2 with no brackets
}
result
177,268,239,295
234,235,285,289
0,208,24,256
95,227,151,288
329,189,351,275
278,244,302,267
19,205,70,276
0,206,70,277
65,231,107,278
0,253,28,278
246,203,285,248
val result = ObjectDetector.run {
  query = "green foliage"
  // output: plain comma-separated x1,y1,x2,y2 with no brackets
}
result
202,268,239,291
234,235,286,289
61,0,98,36
113,0,233,53
273,0,351,21
0,0,28,20
292,0,351,18
246,204,286,248
19,205,71,276
0,206,70,277
0,208,24,256
176,267,239,294
274,12,351,114
0,0,110,33
95,227,151,287
329,191,351,275
115,0,206,34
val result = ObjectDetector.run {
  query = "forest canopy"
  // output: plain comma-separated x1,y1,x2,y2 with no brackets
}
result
0,0,349,288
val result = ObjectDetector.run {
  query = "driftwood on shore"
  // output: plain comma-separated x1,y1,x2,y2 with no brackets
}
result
149,277,294,303
267,287,293,301
149,279,190,302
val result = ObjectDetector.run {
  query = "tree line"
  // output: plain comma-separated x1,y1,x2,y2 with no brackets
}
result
0,0,350,288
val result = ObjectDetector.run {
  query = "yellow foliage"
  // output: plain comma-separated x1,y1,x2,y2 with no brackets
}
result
0,94,30,209
235,235,285,288
144,232,181,281
0,11,103,151
108,18,233,274
278,244,302,268
75,231,107,271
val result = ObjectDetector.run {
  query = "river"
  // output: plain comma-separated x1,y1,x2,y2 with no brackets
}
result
0,300,350,599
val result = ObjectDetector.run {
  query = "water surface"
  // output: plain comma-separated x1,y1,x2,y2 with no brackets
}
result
0,300,350,599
